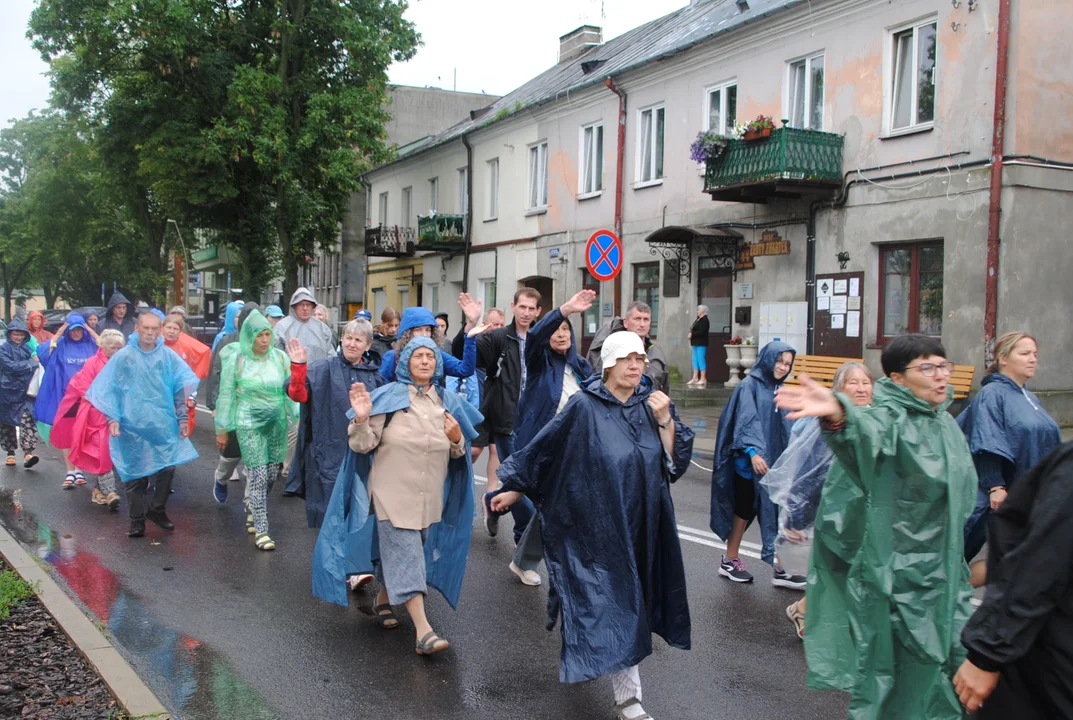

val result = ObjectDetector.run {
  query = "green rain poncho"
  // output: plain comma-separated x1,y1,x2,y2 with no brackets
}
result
805,378,975,720
214,310,295,467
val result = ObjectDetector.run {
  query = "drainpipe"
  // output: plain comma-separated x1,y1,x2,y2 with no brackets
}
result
984,0,1012,367
606,77,626,316
462,134,474,293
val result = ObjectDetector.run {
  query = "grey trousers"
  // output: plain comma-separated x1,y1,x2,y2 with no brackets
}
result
513,514,544,573
215,454,255,503
124,467,175,520
374,519,428,606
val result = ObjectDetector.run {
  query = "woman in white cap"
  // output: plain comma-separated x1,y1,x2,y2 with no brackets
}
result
493,331,694,720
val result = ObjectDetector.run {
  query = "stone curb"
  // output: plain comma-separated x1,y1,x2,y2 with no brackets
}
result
0,522,173,720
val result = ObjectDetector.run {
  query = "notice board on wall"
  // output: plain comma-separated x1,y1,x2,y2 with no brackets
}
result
814,271,864,358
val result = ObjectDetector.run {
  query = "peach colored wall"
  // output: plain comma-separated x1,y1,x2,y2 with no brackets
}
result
1007,0,1073,158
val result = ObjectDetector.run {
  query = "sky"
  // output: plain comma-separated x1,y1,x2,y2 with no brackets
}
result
0,0,689,129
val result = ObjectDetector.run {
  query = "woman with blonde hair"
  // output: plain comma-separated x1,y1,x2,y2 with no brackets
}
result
958,331,1061,584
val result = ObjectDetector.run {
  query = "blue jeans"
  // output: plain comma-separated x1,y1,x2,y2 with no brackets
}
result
487,432,535,544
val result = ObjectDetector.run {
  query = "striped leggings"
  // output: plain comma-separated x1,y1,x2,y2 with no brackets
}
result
247,463,280,535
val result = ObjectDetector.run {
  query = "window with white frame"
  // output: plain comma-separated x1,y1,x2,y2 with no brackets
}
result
890,20,937,133
401,186,412,228
528,141,548,210
788,53,825,130
428,177,438,214
580,123,604,196
487,158,499,220
638,106,665,184
428,284,439,314
706,82,738,136
457,167,468,213
378,191,388,225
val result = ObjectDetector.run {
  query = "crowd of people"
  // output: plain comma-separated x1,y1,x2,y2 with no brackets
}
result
0,284,1069,719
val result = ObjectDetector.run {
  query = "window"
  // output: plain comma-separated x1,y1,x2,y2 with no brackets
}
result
528,141,548,210
580,123,604,196
401,187,412,227
878,241,944,340
632,263,660,338
428,177,438,214
457,167,468,213
788,53,825,130
706,82,738,137
365,186,373,226
581,269,600,340
638,106,665,184
890,21,937,133
487,158,499,219
378,192,388,225
479,277,496,311
428,284,439,314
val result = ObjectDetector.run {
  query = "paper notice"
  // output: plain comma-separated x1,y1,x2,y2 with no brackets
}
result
817,279,834,298
831,314,845,329
847,296,861,311
830,295,848,314
849,277,860,297
817,296,831,311
846,310,860,337
833,279,848,295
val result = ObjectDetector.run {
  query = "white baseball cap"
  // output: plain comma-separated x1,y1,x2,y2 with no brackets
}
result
601,331,647,371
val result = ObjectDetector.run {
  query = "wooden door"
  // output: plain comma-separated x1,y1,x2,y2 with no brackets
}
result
698,258,733,383
814,271,865,357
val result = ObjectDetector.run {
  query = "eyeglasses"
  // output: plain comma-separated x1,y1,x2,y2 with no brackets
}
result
904,361,955,377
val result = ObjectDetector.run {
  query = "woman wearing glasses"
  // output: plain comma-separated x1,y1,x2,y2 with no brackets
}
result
775,334,976,720
957,331,1061,586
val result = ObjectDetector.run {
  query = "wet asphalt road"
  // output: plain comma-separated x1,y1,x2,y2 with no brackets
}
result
0,412,849,720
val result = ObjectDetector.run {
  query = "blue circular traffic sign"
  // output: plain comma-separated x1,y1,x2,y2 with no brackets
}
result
586,230,622,282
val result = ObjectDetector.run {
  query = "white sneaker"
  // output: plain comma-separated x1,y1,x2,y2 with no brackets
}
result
509,561,541,586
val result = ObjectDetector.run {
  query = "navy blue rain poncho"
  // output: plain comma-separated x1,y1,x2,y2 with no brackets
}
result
710,341,796,564
958,372,1061,559
296,348,387,528
0,318,37,426
312,338,483,609
35,314,99,427
512,308,593,451
496,376,694,684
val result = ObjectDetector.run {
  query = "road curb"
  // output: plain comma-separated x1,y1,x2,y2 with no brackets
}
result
0,523,173,720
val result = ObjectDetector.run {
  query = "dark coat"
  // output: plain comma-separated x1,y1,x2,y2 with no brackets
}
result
689,315,710,347
0,318,36,426
370,332,395,361
512,308,592,452
497,377,694,683
297,349,386,527
961,442,1073,720
99,292,136,339
461,321,525,435
710,341,796,564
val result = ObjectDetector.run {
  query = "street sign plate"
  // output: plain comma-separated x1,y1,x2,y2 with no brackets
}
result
585,230,622,282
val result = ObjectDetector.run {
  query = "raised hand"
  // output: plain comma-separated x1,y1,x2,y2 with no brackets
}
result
466,322,493,338
561,289,597,317
774,375,843,422
286,338,308,364
349,382,373,423
646,390,672,425
443,411,462,444
458,293,483,326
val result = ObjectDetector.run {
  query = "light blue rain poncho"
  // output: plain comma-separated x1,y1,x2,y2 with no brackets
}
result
212,301,244,352
85,333,200,481
312,337,483,609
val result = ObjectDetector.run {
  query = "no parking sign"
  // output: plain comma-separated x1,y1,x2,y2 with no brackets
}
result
585,229,622,282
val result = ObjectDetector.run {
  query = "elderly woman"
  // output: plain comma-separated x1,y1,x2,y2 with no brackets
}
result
687,305,710,386
492,332,694,720
710,341,802,586
214,310,296,551
50,329,127,509
760,361,874,639
312,337,483,657
957,331,1061,585
163,314,211,378
379,304,479,382
0,318,41,469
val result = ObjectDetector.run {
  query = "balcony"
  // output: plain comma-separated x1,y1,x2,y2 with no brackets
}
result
417,214,466,252
365,225,416,257
704,127,844,203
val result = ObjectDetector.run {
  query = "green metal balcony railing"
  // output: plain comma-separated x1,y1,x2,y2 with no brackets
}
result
417,214,466,251
704,128,844,198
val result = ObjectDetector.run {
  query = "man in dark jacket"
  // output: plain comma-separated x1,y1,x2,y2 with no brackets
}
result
587,301,669,393
954,442,1073,718
99,291,136,339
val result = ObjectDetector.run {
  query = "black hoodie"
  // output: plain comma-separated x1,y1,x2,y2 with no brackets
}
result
99,292,136,339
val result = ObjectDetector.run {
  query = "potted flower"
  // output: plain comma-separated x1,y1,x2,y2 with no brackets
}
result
689,130,730,164
742,115,776,141
739,337,758,375
724,336,745,388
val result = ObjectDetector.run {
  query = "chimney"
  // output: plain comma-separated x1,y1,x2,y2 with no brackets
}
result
558,25,602,64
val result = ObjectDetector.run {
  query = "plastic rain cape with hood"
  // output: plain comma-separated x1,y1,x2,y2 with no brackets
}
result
710,341,796,564
495,375,694,684
36,313,99,428
0,318,37,426
212,300,244,352
100,292,136,339
273,287,334,364
312,337,483,609
85,333,200,481
49,348,113,475
214,310,296,467
805,378,976,720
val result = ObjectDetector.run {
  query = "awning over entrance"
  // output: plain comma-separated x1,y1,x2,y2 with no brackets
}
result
644,225,743,282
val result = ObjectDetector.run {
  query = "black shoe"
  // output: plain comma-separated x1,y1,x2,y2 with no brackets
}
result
145,510,175,531
128,519,146,538
281,491,299,498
